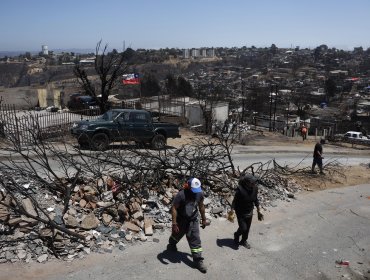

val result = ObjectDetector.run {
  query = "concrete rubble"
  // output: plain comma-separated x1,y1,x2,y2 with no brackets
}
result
0,171,301,263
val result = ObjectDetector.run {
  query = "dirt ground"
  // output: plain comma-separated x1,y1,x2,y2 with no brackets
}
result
169,127,370,192
290,164,370,191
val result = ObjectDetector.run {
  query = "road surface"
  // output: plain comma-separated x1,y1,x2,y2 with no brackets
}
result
1,184,369,280
231,144,370,169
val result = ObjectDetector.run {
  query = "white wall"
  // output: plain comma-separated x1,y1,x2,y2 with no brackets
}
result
212,103,229,123
186,102,229,126
139,97,229,126
186,105,203,125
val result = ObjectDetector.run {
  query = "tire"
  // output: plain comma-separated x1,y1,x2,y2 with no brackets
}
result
151,134,166,150
135,141,145,148
78,140,90,149
77,134,90,149
92,133,109,151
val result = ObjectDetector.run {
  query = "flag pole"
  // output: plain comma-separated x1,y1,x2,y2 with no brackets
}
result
139,78,142,99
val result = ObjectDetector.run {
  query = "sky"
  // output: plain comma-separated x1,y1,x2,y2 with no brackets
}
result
1,0,370,52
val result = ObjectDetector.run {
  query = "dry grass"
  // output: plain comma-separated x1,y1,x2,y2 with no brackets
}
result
290,164,370,191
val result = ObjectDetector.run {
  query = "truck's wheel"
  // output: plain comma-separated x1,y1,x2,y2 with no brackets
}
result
92,133,109,151
78,140,90,150
151,134,166,150
135,141,145,148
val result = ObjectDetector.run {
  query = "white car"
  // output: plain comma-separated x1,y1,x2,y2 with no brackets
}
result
343,131,369,141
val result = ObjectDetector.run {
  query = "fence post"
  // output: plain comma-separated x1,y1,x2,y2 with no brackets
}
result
14,111,20,146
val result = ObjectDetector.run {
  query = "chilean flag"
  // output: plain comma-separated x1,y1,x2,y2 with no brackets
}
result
122,73,140,85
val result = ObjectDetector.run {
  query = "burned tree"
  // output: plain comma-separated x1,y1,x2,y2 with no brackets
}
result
195,83,227,135
73,40,127,113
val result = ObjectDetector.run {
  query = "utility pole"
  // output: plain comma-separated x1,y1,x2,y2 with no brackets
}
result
241,75,245,122
158,89,161,120
269,86,273,132
273,84,278,131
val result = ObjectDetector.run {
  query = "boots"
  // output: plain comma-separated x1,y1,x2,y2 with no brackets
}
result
194,258,207,273
239,240,251,249
166,243,178,252
233,232,240,246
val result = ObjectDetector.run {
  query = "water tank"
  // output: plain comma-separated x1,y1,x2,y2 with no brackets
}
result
42,45,49,55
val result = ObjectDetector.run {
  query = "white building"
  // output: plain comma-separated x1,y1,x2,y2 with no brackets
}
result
183,49,190,59
206,48,215,57
191,49,200,58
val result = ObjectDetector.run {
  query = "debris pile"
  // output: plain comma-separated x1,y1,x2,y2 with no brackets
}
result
0,171,301,263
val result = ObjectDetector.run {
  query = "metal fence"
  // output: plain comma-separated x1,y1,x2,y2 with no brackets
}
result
0,104,101,146
0,100,184,146
119,98,186,118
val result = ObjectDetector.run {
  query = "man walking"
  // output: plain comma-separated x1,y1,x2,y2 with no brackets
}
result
167,177,208,273
230,174,263,249
301,124,308,141
312,141,324,174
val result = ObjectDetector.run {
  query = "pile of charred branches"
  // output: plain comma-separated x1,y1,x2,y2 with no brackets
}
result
0,114,347,262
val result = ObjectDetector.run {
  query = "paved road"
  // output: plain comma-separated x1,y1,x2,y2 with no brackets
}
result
232,144,370,169
1,141,369,177
1,184,369,280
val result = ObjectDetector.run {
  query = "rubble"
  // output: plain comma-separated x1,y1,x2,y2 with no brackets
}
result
0,168,302,264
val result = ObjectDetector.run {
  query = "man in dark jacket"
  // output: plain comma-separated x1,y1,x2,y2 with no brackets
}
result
312,141,324,174
167,177,208,273
231,174,263,249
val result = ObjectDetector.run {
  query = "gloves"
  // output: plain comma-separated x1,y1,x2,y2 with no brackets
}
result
227,210,235,223
201,219,210,229
257,211,264,221
201,220,207,229
172,224,180,234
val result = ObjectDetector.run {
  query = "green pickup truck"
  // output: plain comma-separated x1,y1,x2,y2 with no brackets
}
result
70,109,181,150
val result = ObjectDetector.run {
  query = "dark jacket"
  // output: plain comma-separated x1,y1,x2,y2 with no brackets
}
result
232,185,259,216
173,189,204,222
313,142,323,158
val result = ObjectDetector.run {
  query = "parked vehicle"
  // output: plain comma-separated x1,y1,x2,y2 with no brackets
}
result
70,109,181,150
343,131,368,140
67,94,97,110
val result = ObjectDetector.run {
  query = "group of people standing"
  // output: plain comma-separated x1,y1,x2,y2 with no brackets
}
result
166,175,263,273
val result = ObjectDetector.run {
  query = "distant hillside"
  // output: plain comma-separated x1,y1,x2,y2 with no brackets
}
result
0,51,37,58
52,48,95,54
0,48,95,58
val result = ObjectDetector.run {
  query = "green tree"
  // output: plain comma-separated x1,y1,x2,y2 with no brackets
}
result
140,73,161,97
177,76,193,97
122,48,136,62
270,44,278,55
313,47,321,62
325,78,337,98
165,74,177,96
